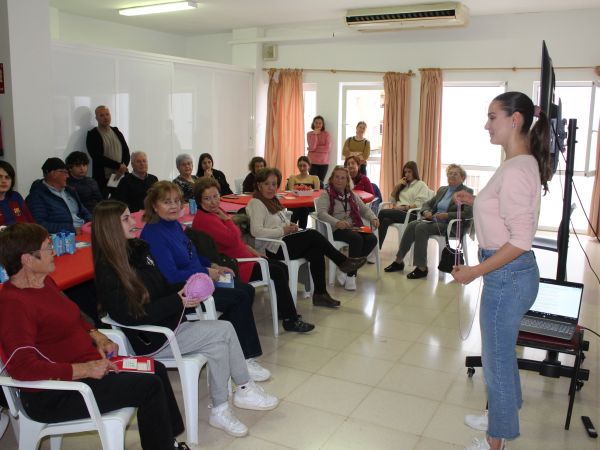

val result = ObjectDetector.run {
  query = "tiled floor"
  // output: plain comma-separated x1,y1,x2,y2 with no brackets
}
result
2,231,599,449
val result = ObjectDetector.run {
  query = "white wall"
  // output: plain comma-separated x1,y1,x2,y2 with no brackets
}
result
53,9,188,58
185,33,232,65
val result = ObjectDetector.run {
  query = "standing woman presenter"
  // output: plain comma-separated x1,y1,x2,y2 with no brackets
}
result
452,91,551,450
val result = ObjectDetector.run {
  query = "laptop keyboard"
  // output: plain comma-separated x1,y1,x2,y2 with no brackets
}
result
520,317,576,339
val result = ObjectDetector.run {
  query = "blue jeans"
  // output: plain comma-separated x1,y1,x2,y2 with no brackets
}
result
479,248,539,440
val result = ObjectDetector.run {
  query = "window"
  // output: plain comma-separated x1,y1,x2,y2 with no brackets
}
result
535,81,599,232
303,83,317,141
440,83,506,192
340,83,385,185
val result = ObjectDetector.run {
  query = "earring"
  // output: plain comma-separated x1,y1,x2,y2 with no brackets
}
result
512,122,516,128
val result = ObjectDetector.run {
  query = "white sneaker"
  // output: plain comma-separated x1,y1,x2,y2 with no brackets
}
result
209,402,248,437
246,358,270,382
336,270,347,287
465,411,488,431
0,410,8,439
234,380,279,411
464,437,506,450
367,252,377,264
344,275,357,291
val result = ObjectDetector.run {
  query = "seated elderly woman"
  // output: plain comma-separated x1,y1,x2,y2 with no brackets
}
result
385,163,473,279
0,223,191,450
92,201,278,437
0,160,34,226
195,153,233,196
139,181,270,382
173,153,199,202
247,168,367,307
242,156,266,193
344,156,374,195
191,177,314,333
378,161,431,249
316,166,379,291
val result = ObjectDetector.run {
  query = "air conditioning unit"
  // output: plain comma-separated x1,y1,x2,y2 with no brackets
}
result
346,2,469,32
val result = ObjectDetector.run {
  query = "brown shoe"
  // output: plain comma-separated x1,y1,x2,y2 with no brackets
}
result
338,256,367,274
312,292,341,308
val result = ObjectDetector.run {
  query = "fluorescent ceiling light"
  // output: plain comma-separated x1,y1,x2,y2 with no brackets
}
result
119,1,198,16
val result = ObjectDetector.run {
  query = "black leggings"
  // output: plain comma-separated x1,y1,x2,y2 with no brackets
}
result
332,229,378,276
309,164,329,184
21,361,183,450
213,280,262,359
289,206,313,229
250,259,297,320
377,208,415,248
267,229,346,295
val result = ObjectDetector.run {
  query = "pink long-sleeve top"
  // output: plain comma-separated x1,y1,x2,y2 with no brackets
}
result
474,155,541,251
306,131,331,165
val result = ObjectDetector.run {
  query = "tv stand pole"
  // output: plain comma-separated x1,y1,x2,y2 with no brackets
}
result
556,118,577,282
545,118,577,368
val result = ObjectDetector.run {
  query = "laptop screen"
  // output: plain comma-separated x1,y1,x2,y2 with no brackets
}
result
528,279,583,320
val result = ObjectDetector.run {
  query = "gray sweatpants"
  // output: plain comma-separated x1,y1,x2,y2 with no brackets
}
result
154,320,250,406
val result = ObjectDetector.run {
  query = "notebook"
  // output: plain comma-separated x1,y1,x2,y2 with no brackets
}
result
519,278,584,340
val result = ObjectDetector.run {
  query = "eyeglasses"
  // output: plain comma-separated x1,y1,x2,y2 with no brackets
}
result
53,169,69,175
447,172,462,178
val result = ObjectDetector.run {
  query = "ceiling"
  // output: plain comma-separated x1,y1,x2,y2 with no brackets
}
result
50,0,600,36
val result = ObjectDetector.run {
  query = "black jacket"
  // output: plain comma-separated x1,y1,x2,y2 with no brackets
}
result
86,126,131,191
67,176,103,213
111,173,158,212
95,239,185,354
195,167,233,196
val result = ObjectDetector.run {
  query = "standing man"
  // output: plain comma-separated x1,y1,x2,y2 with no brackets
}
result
111,151,158,213
86,105,130,197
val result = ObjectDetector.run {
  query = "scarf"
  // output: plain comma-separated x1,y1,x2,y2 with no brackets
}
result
327,187,362,227
253,190,284,215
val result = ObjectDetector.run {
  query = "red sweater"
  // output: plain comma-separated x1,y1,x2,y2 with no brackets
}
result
0,277,98,381
192,208,255,283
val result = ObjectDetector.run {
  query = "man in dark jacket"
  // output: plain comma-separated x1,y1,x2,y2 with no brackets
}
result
86,105,130,197
66,151,103,213
111,151,158,212
26,158,91,233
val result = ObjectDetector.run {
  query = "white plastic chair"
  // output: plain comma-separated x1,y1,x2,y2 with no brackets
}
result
254,237,312,305
376,202,422,262
430,218,472,279
0,373,134,450
237,257,279,336
101,299,215,445
311,213,349,286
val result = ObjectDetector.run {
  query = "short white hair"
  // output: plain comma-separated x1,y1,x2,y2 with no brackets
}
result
131,151,147,161
176,153,193,169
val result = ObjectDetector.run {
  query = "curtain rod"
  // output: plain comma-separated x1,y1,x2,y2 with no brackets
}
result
440,65,595,72
263,68,415,76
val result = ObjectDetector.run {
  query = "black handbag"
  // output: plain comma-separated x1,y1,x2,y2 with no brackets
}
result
438,241,464,273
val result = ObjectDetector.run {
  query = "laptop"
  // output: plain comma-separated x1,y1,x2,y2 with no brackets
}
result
519,278,584,340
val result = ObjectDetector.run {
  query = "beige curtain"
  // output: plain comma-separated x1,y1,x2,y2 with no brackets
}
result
264,69,304,186
588,119,600,237
381,72,411,199
416,68,443,191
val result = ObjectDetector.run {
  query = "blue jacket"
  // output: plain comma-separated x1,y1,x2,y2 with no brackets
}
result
26,180,92,233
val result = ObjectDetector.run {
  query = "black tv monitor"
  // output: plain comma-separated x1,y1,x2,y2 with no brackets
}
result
539,41,566,174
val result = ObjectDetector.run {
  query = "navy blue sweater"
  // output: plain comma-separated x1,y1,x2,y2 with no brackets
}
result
140,219,210,284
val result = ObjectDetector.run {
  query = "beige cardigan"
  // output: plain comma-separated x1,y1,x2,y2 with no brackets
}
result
246,198,287,254
315,190,376,228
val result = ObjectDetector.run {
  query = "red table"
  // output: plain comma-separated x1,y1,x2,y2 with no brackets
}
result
219,189,375,212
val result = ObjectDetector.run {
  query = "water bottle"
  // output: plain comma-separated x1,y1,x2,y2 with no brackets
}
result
188,198,197,215
0,264,8,283
65,232,76,254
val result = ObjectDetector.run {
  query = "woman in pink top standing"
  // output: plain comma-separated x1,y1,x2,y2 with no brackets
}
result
306,115,331,184
453,92,552,450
